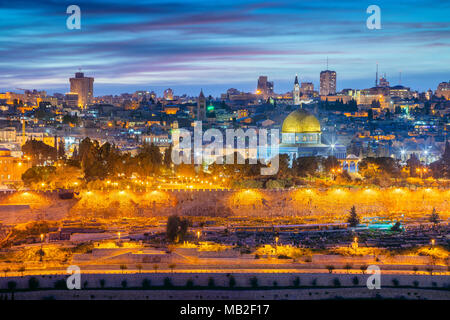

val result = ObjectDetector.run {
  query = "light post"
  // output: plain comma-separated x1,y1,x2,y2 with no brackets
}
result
40,233,44,262
352,237,358,251
416,167,428,179
330,167,342,180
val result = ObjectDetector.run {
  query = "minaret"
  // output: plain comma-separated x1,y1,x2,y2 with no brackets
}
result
196,89,206,121
375,63,379,87
293,74,301,106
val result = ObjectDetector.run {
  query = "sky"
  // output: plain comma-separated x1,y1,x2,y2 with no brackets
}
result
0,0,449,96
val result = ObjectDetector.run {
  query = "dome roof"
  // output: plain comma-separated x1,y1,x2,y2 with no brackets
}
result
282,109,321,133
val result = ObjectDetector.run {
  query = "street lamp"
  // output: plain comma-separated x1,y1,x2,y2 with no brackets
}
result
416,167,428,179
352,237,358,250
40,233,44,262
117,232,121,240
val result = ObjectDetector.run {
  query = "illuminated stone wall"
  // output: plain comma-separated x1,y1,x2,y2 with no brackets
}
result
0,188,448,222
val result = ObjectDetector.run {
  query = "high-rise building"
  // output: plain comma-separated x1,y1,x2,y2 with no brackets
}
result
69,72,94,108
256,76,274,99
196,90,206,120
319,70,336,96
163,88,174,100
300,82,314,96
293,75,300,105
436,81,450,100
65,93,79,108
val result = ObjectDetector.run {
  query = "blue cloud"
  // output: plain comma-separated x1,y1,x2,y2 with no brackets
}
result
0,0,448,95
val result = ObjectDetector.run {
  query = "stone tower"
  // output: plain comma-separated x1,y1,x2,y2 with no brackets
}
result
196,89,206,121
293,74,301,105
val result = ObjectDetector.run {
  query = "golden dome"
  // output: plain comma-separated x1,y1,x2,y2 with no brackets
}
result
281,109,321,133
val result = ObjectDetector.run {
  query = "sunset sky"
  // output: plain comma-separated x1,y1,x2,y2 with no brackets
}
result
0,0,449,96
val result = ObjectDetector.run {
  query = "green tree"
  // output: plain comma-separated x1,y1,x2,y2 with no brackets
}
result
276,154,291,178
135,143,163,176
142,279,151,289
249,277,259,288
28,277,40,290
163,144,173,170
22,139,57,165
207,278,216,288
57,140,66,159
228,275,236,288
347,206,360,227
293,156,320,177
322,156,340,173
429,208,439,224
166,215,189,243
391,222,402,232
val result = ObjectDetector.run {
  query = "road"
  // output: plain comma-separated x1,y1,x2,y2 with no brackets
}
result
1,266,449,277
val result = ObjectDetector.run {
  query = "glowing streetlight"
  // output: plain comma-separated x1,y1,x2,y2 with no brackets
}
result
431,239,435,247
118,232,121,240
40,233,44,242
352,236,358,250
197,230,201,240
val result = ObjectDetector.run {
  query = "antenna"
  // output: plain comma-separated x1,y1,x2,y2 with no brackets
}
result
326,56,329,70
399,71,402,85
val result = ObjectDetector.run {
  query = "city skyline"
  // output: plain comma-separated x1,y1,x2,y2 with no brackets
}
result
0,0,449,96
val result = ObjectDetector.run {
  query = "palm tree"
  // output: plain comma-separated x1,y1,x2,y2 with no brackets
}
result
153,264,159,273
360,265,368,274
2,267,11,277
168,263,176,273
136,264,143,273
17,266,26,277
119,264,128,274
344,263,352,274
326,265,335,274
